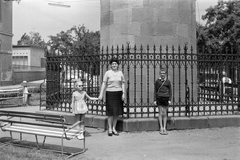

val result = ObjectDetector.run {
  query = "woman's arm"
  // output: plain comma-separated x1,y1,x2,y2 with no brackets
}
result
98,71,108,100
98,82,106,100
71,93,75,112
121,71,126,101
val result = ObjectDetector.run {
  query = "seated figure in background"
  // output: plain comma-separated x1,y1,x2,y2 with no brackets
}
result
221,71,232,101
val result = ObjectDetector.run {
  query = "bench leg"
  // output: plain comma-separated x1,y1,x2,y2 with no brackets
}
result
35,135,40,149
67,131,86,159
83,131,85,149
61,137,64,157
20,133,22,140
10,131,13,139
42,136,46,147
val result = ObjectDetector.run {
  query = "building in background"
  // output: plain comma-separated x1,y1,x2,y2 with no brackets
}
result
12,45,45,70
0,0,13,85
11,45,46,84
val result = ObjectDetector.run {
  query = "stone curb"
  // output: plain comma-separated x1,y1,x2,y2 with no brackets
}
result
38,110,240,132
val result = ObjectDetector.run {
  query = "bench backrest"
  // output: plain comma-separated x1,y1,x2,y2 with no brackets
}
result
0,88,23,99
0,110,67,129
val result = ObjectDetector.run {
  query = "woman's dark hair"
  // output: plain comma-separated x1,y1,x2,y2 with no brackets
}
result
109,57,120,65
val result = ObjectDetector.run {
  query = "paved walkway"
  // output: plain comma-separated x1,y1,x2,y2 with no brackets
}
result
0,105,239,160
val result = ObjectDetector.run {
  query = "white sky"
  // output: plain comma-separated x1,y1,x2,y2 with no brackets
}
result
12,0,218,45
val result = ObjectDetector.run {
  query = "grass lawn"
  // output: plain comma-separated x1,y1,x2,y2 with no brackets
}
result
0,145,64,160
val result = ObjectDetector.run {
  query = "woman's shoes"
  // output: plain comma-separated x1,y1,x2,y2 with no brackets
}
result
159,129,164,135
108,131,119,136
112,131,119,136
164,130,168,135
108,131,113,136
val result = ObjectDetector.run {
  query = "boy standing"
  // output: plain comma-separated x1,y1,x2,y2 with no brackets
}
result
154,69,172,135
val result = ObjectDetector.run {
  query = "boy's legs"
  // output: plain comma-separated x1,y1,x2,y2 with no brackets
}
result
162,107,168,134
158,106,163,133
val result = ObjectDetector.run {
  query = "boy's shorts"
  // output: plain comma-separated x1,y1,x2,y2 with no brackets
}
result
156,97,169,106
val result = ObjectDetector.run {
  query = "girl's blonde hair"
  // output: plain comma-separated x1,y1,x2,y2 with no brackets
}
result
73,79,83,89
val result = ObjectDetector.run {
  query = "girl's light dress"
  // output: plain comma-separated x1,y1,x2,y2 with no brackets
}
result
71,91,88,114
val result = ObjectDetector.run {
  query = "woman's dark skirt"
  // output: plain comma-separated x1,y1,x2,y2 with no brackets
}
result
106,91,123,116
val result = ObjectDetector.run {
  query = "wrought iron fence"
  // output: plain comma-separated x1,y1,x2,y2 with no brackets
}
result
44,44,240,118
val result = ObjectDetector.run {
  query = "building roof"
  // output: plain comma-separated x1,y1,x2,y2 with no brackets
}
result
12,45,45,49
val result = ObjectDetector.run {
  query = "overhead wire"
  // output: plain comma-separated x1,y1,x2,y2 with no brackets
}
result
14,0,99,27
13,0,100,42
39,0,99,7
15,3,72,26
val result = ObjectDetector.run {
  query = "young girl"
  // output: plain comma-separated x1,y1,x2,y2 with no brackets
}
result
71,80,98,139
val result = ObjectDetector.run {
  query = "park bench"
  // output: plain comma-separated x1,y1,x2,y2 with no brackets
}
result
0,80,46,107
0,87,27,107
0,110,85,158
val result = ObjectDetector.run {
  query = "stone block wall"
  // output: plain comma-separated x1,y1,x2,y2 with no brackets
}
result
101,0,196,50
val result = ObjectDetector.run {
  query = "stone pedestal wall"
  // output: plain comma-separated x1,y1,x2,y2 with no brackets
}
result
101,0,196,50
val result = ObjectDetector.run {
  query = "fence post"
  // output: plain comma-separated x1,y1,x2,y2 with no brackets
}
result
184,43,190,117
238,53,240,112
126,42,130,118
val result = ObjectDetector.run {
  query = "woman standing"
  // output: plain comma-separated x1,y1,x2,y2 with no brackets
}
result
98,57,125,136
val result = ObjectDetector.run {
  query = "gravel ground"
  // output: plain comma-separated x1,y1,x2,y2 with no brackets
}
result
70,126,240,160
0,126,239,160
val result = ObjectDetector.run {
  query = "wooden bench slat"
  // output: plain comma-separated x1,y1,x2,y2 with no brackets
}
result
0,97,23,100
0,97,22,100
3,125,79,139
0,92,22,95
0,110,64,118
0,88,22,92
3,127,76,139
0,119,67,129
0,111,66,125
12,124,79,134
12,124,79,133
0,115,65,123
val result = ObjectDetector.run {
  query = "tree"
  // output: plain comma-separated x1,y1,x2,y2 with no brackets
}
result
47,24,100,55
17,32,46,47
47,30,74,54
197,1,240,53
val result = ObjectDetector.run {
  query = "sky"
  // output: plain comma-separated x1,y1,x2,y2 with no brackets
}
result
12,0,218,45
